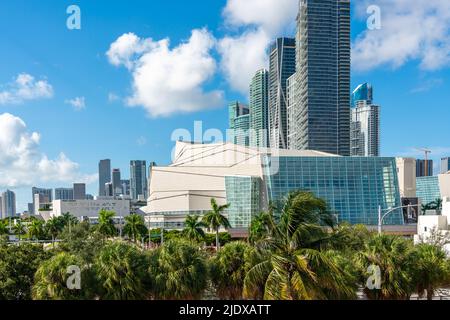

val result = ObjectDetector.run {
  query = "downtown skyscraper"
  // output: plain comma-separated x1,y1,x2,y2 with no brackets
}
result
98,159,111,197
268,38,296,149
291,0,351,156
130,160,148,200
249,69,269,147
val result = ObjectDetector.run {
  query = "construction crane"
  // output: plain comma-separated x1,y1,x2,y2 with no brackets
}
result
415,148,432,176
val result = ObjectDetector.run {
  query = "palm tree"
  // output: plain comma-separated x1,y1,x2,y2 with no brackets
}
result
28,219,45,241
94,242,149,300
123,214,147,243
183,215,207,242
96,210,117,238
32,252,93,300
243,191,356,300
202,199,231,250
13,219,26,242
249,211,276,244
411,244,449,300
209,241,252,299
0,220,9,237
150,239,207,299
45,217,63,244
355,234,414,300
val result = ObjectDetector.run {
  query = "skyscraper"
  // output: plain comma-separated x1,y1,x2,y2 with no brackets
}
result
293,0,351,155
55,188,74,200
350,83,380,157
1,190,16,218
287,73,297,149
441,157,450,174
73,183,86,200
32,187,52,215
416,159,434,177
98,159,111,197
121,180,131,196
268,37,296,149
249,69,269,147
130,161,147,200
112,169,122,196
229,101,250,146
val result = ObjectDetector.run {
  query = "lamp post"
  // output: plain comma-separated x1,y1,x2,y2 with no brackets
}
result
378,204,419,235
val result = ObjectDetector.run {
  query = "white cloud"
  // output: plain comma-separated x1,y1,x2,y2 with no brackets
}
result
65,96,86,111
107,29,224,117
353,0,450,71
218,0,298,94
0,113,96,188
0,73,53,105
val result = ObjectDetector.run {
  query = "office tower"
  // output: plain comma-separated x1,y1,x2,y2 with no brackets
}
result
268,37,296,149
249,69,269,147
352,83,373,107
121,180,131,196
441,157,450,174
85,194,94,200
293,0,351,155
73,183,86,200
130,161,147,200
287,74,297,149
55,188,74,200
1,190,16,218
350,83,380,157
32,187,53,215
105,182,113,197
112,169,122,196
229,101,250,146
416,159,433,177
98,159,111,196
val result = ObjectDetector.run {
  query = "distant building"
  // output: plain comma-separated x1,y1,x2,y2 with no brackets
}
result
105,182,113,197
130,161,147,200
112,169,122,196
441,157,450,174
32,187,53,215
249,69,269,147
396,158,417,198
98,159,111,197
121,180,131,196
351,101,380,157
287,73,297,150
85,194,94,200
268,37,296,149
1,190,16,218
55,188,74,200
73,183,86,200
416,159,433,177
416,173,450,206
229,101,250,146
351,83,373,108
50,199,131,222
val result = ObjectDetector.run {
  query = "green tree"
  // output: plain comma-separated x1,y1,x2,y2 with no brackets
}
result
96,210,117,237
28,219,45,241
249,211,276,244
32,252,95,300
151,239,207,299
94,242,149,300
13,219,26,242
0,243,51,300
243,191,356,300
202,198,231,250
123,214,147,242
183,215,207,242
411,244,449,300
0,220,9,237
355,234,414,300
45,217,64,243
209,241,252,299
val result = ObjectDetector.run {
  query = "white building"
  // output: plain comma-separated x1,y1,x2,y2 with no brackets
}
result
49,199,130,221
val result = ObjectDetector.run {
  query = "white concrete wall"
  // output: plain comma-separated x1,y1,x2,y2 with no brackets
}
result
52,199,130,219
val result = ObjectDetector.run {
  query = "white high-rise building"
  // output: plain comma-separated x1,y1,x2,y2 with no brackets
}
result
351,101,380,157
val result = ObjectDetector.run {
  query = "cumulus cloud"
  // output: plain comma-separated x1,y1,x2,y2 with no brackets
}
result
218,0,298,94
353,0,450,71
0,73,53,105
0,113,96,188
106,29,224,117
65,96,86,111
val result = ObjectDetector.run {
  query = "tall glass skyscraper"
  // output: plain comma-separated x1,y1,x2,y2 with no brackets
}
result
130,160,148,200
98,159,111,196
1,190,16,218
249,69,269,147
229,101,250,146
268,38,296,149
351,83,380,157
441,157,450,174
55,188,74,200
292,0,351,156
112,168,122,196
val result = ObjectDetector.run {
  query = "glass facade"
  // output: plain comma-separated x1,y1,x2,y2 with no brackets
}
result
225,176,261,229
262,156,403,225
441,157,450,174
130,160,148,200
229,101,250,146
416,176,441,205
249,69,269,147
294,0,351,156
352,83,373,108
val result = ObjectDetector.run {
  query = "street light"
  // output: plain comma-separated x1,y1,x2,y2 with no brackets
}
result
378,204,420,235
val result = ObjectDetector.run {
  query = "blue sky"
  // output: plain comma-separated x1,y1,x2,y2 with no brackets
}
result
1,0,449,211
